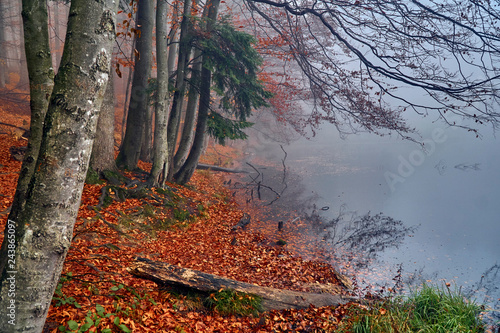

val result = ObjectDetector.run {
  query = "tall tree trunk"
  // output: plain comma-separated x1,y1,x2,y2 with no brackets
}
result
139,104,153,162
4,0,54,224
90,66,117,173
116,0,154,170
0,0,117,331
148,0,170,187
173,0,206,173
2,1,16,82
17,28,30,89
14,0,29,90
167,3,180,77
175,0,220,185
0,1,8,88
120,38,136,145
173,47,202,173
165,0,193,180
49,0,65,72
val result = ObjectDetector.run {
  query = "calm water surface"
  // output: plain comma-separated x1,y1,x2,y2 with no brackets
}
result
243,119,500,318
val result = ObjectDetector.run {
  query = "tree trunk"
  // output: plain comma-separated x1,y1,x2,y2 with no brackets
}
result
0,1,7,88
13,0,30,90
1,0,17,86
90,66,117,173
120,38,136,145
139,103,153,162
0,0,117,331
174,0,220,185
167,3,180,78
165,0,193,181
50,0,65,72
4,0,54,224
173,47,202,173
148,0,171,187
127,258,356,311
116,0,154,170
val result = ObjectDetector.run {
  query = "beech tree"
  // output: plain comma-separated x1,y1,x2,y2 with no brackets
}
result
119,0,498,185
89,67,118,174
116,0,155,170
0,0,29,89
116,0,272,185
0,0,117,331
244,0,500,138
148,0,171,187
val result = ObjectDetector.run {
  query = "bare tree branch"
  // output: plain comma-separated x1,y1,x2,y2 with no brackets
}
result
244,0,500,138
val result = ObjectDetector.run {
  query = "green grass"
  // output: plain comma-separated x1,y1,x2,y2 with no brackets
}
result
203,289,263,317
340,283,486,333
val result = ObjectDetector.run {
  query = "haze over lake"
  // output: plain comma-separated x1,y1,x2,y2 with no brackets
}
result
239,115,500,318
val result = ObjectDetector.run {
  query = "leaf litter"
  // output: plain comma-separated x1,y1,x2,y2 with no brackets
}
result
0,95,354,332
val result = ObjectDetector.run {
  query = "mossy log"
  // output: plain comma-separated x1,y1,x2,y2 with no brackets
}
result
127,257,357,312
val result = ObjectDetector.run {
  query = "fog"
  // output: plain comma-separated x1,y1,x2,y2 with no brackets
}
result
233,113,500,320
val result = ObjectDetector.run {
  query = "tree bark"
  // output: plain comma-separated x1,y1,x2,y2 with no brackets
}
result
90,66,117,173
167,2,180,78
127,257,356,311
148,0,171,187
116,0,154,170
0,0,7,88
0,0,117,331
15,0,30,90
165,0,193,181
173,47,202,173
174,0,220,185
4,0,54,224
139,102,153,162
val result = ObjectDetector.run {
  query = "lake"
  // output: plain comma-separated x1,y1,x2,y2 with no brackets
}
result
236,116,500,322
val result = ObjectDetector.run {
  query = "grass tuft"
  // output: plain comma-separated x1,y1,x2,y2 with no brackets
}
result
340,283,486,333
204,289,263,317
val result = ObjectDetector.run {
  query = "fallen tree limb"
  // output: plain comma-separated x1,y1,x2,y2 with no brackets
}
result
196,163,248,173
127,257,357,311
0,121,29,132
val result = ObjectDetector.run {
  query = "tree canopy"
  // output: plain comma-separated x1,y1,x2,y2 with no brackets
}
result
198,16,273,144
244,0,500,138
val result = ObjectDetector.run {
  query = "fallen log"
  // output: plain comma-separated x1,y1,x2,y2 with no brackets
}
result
127,257,357,312
196,163,248,173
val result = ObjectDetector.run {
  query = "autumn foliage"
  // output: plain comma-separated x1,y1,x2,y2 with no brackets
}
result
0,94,353,332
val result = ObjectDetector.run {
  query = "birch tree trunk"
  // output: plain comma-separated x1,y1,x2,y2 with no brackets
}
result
0,0,117,331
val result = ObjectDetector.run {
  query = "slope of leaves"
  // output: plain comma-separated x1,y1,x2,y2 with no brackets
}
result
0,99,354,332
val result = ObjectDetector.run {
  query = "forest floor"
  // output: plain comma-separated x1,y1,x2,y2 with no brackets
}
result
0,91,361,332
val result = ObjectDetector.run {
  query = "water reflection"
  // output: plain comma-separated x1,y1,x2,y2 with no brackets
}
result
225,125,500,327
468,264,500,326
226,153,417,288
305,206,418,271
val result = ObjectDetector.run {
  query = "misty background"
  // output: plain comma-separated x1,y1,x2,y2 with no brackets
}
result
229,111,500,322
